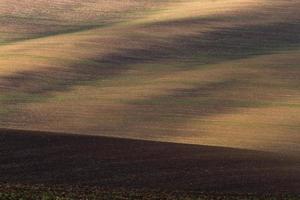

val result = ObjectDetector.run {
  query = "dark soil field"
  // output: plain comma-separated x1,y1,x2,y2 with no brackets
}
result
0,129,299,199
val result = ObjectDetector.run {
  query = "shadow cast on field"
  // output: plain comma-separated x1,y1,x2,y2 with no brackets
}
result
1,16,300,95
0,129,299,193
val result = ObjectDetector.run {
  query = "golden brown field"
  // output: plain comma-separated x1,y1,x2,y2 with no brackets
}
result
0,0,300,198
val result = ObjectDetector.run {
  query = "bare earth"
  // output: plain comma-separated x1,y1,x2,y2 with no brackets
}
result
0,129,299,199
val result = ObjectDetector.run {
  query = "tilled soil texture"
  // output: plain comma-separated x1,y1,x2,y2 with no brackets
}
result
0,129,299,196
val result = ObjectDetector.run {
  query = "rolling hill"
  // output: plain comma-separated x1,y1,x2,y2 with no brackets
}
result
0,0,300,198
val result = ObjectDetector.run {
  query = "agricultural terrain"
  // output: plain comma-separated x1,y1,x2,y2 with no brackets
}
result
0,0,300,199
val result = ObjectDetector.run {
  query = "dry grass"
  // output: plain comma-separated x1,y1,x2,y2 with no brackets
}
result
0,0,168,43
0,0,300,156
3,50,299,155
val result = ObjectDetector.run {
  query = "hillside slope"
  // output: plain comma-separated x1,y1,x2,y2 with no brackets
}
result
0,0,299,155
1,129,299,194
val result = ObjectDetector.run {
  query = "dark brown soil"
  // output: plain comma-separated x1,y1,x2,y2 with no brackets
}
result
0,128,299,195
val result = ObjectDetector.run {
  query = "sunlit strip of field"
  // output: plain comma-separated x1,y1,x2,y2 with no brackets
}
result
0,0,299,155
0,0,171,44
0,0,298,85
2,49,299,155
0,0,260,76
